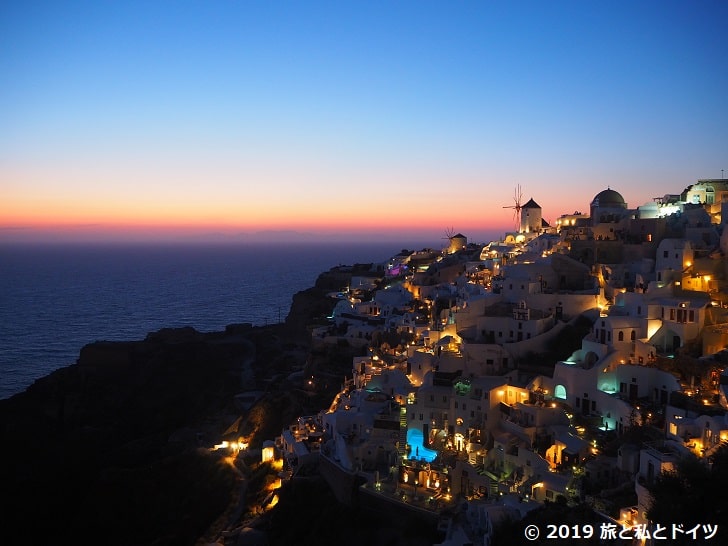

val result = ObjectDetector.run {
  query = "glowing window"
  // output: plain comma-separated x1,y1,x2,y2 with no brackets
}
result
554,385,567,400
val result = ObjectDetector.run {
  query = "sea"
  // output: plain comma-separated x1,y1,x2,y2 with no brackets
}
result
0,241,408,400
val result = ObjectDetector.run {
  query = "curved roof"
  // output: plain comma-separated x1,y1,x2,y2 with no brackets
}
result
591,188,626,208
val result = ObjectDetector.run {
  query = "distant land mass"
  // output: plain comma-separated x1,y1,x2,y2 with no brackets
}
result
0,224,502,246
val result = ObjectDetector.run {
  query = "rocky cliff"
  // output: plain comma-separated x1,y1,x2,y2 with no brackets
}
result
0,326,266,545
0,267,353,545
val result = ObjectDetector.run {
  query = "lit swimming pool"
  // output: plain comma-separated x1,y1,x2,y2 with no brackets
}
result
407,428,438,462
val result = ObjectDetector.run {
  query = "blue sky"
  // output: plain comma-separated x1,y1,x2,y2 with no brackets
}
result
1,1,726,243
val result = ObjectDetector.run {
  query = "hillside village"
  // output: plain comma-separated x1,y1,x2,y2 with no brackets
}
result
262,179,728,545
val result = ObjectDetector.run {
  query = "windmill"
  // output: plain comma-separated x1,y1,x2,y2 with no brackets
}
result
503,184,524,232
443,226,455,243
442,227,467,254
442,227,456,253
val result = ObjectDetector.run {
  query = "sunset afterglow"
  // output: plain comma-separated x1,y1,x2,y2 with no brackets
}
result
2,2,726,243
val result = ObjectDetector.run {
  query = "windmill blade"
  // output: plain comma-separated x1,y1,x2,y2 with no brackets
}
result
512,184,523,212
502,184,524,231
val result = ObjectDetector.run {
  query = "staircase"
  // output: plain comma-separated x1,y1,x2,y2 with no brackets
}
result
398,406,408,457
482,469,499,497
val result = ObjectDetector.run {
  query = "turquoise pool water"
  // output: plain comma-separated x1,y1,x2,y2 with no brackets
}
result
407,428,438,462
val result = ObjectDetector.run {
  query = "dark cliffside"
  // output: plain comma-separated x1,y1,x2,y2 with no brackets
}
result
0,325,291,545
0,266,357,546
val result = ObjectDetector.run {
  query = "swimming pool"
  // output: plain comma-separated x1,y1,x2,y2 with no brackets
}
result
406,428,438,462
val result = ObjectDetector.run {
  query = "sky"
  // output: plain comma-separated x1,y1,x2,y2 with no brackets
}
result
1,1,727,245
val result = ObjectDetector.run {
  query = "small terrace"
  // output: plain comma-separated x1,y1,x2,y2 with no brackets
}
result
359,460,457,514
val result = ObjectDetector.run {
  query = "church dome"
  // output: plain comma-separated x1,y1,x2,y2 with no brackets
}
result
591,188,626,208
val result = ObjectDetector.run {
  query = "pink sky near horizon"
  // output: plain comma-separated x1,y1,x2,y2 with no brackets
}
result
1,175,678,245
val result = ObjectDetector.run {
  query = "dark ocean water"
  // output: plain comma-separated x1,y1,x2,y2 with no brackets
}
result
0,242,401,399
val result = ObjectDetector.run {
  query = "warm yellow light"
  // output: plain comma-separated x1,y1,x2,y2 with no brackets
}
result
262,445,276,463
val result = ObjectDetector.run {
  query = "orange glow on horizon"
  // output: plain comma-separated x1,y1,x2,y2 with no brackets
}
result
2,161,591,244
2,197,511,240
3,209,508,230
1,217,509,238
